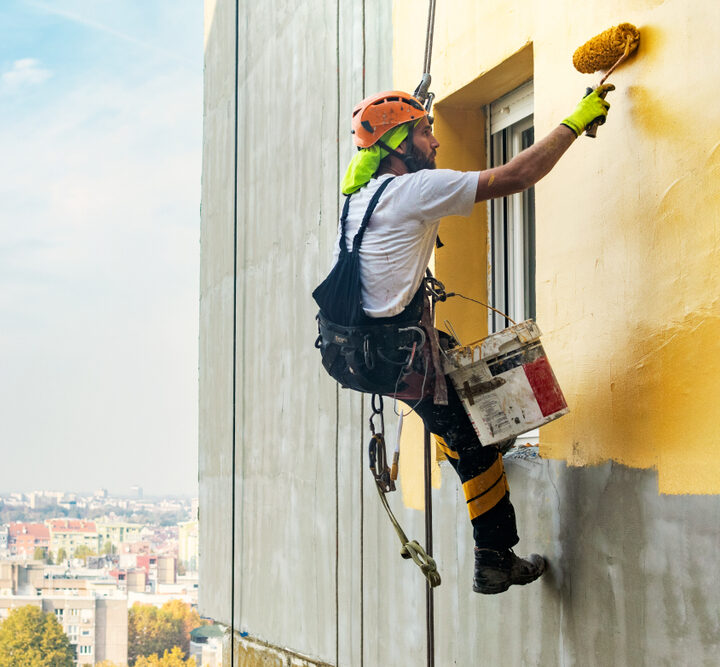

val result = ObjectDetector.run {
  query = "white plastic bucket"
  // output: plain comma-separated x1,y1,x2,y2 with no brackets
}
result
442,320,569,445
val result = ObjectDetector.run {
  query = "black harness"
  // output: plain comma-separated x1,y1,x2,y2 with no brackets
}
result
313,178,427,395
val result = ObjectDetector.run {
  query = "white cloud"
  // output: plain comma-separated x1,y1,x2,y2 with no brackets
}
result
2,58,52,89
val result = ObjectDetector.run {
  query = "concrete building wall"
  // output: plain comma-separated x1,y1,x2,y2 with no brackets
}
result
157,556,177,584
126,570,147,593
199,0,237,628
94,598,129,665
201,0,395,663
178,519,199,571
201,0,720,665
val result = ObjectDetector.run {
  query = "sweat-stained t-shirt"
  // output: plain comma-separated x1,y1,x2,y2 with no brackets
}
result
331,169,479,318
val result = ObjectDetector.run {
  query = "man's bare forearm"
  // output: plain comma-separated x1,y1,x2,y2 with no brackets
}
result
475,125,576,202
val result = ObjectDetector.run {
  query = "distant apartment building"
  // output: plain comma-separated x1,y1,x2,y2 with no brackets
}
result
95,521,143,550
178,520,198,572
47,519,98,557
0,559,127,664
0,526,8,554
109,566,147,593
156,555,176,585
0,594,127,665
0,561,44,595
111,554,177,593
8,523,50,558
27,491,57,509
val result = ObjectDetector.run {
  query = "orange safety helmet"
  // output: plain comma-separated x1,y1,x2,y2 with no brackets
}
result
351,90,427,148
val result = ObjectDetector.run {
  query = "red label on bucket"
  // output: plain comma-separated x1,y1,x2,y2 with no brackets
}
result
523,356,567,417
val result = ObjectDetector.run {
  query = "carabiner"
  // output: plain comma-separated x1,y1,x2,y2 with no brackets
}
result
398,325,426,351
424,275,448,302
363,335,375,370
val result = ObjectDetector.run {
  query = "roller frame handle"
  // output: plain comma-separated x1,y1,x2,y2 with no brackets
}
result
584,86,610,138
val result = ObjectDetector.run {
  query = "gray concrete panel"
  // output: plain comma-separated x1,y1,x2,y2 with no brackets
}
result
231,1,351,661
334,2,393,665
199,0,237,626
432,454,720,667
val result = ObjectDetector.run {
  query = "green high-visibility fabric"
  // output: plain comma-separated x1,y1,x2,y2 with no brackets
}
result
341,122,412,195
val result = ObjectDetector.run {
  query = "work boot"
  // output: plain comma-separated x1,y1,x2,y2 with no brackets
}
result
473,547,546,594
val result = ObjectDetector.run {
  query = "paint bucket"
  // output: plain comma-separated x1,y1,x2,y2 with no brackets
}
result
442,320,569,445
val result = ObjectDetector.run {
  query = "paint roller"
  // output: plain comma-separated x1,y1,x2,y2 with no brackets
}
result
572,23,640,137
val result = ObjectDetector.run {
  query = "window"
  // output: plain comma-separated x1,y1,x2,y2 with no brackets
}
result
487,80,540,447
488,80,535,332
78,645,92,655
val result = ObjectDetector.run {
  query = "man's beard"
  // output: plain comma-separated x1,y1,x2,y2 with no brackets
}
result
408,142,436,170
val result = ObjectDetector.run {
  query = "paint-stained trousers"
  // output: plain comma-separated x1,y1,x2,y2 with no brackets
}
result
405,381,519,551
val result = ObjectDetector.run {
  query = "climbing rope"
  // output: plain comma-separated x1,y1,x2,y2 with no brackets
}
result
373,481,441,588
422,0,436,75
368,395,442,588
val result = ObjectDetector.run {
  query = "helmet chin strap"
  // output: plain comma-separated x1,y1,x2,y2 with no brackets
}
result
376,125,422,173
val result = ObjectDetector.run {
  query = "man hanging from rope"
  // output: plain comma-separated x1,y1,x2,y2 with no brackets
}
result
313,86,612,594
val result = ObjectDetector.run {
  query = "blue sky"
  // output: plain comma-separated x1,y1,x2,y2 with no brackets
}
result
0,1,202,496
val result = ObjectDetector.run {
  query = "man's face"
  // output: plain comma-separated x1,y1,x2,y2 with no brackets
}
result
407,116,439,170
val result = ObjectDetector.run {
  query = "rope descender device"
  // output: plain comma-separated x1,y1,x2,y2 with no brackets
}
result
368,393,441,588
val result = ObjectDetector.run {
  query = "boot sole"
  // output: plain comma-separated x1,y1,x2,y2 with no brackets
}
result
473,581,512,594
473,575,540,594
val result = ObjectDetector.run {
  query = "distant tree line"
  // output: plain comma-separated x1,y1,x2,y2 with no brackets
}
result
0,602,205,667
0,503,189,527
0,606,74,667
128,600,206,665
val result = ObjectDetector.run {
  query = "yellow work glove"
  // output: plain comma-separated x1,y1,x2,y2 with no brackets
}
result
561,84,615,136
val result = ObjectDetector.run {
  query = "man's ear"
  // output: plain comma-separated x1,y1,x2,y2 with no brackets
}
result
395,138,409,155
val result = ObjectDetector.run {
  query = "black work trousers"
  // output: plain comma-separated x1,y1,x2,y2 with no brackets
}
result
404,381,519,551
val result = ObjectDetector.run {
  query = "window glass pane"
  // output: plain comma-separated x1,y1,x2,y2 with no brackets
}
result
488,83,535,331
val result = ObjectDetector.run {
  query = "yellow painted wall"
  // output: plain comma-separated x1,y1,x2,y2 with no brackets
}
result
394,0,720,495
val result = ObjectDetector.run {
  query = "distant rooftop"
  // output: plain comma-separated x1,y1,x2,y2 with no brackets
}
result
47,519,96,533
8,523,50,538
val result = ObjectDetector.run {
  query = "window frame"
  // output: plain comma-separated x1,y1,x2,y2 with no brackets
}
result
486,79,536,333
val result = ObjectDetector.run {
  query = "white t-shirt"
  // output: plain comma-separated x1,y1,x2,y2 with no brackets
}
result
331,169,479,318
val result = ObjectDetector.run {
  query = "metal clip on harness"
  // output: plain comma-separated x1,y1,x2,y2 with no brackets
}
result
424,275,448,302
368,395,393,492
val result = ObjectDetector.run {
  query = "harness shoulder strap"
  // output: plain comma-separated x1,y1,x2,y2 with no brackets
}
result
351,176,395,252
337,194,352,254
